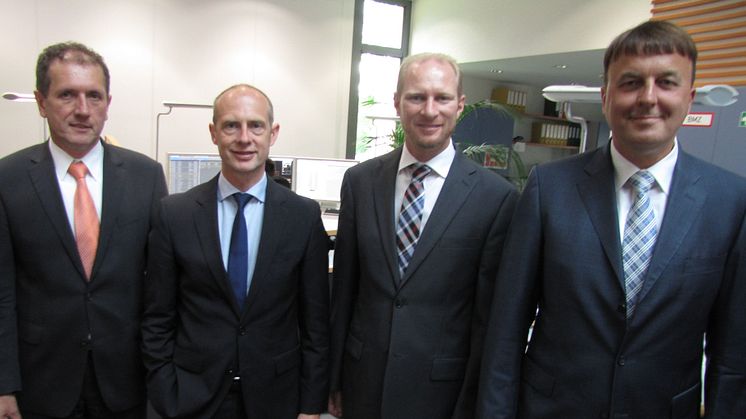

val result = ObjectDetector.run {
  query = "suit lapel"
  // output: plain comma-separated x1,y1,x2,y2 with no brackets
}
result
243,180,288,312
27,144,82,276
637,152,706,304
399,153,477,286
372,150,401,286
577,147,625,290
192,178,241,314
93,144,125,280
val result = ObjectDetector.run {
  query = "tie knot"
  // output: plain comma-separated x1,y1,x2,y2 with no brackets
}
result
233,192,253,209
410,164,431,183
68,161,89,180
628,171,655,194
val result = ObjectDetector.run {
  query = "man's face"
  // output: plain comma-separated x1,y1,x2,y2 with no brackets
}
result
601,53,695,168
394,58,465,162
209,87,278,190
34,60,111,159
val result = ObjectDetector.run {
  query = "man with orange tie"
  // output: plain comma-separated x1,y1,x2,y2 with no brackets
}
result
0,42,167,419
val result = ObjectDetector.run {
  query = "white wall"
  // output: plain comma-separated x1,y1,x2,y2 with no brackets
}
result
0,0,354,163
410,0,650,63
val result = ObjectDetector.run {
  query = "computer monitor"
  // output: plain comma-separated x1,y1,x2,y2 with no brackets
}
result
167,153,222,193
292,157,357,207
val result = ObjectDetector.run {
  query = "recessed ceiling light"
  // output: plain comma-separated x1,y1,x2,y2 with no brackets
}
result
489,68,503,73
553,64,568,69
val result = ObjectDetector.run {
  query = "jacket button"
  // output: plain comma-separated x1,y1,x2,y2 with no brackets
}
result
617,356,626,366
239,327,247,336
394,299,402,309
226,369,234,376
617,303,626,314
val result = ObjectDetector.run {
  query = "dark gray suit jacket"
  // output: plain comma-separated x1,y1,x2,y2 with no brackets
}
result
142,176,330,419
0,141,167,416
477,145,746,419
330,146,518,419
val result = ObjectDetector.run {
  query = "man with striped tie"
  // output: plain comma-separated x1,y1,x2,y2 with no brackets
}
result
329,52,518,419
477,21,746,419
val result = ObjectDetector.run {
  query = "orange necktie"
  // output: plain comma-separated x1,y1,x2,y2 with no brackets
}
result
68,162,99,280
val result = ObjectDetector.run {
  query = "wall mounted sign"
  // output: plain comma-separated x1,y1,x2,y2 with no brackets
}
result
682,112,714,127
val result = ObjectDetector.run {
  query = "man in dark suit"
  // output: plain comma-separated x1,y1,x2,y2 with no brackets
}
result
0,42,167,418
328,53,518,419
142,84,329,419
477,21,746,419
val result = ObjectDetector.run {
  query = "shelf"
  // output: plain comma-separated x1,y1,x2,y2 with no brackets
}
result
522,142,579,151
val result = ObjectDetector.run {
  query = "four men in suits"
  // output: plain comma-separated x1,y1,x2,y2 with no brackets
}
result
328,53,518,418
141,84,330,418
0,42,168,418
477,21,746,418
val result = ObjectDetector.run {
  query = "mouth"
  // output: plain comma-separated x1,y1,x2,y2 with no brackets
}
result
232,150,256,160
69,123,92,131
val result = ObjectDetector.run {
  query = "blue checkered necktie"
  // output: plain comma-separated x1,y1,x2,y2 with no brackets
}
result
622,171,658,318
396,164,432,279
228,193,252,311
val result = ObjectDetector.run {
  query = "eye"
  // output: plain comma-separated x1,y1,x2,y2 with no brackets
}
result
658,78,678,88
59,91,74,100
436,95,453,103
406,94,425,103
222,121,239,133
249,121,266,135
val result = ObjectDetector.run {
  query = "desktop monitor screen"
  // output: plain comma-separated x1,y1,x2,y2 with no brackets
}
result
292,158,357,203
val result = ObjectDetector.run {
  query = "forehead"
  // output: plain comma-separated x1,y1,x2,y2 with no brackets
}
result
47,60,107,90
401,59,458,90
215,89,270,121
607,53,693,78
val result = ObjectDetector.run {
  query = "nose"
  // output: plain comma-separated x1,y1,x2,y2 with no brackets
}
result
238,124,251,143
637,79,657,106
422,97,437,117
74,93,90,116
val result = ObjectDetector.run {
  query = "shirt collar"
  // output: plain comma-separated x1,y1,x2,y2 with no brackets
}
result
217,172,268,204
610,138,678,195
397,139,455,179
49,138,104,182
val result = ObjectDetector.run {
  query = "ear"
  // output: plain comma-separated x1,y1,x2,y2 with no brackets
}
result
600,85,608,116
456,94,466,117
209,123,218,145
269,122,280,147
393,92,401,116
34,91,47,118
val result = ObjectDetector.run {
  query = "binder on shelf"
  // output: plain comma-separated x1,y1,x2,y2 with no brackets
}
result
491,87,526,112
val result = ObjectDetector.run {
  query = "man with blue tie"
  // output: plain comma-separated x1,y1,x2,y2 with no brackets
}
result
477,21,746,418
142,84,330,419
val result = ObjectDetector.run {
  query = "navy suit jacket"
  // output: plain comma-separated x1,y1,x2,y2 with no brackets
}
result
0,141,167,416
477,145,746,419
142,176,330,419
330,147,518,419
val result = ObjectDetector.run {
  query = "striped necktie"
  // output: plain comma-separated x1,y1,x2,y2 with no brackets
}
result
622,170,658,318
396,163,431,279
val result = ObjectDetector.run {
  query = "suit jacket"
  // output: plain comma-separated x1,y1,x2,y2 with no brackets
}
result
477,145,746,419
329,147,518,419
0,141,167,416
142,176,330,419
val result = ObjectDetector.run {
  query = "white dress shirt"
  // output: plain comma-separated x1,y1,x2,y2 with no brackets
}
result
49,139,104,234
394,141,455,230
611,138,678,240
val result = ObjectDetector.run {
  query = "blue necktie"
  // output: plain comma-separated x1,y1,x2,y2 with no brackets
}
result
396,164,431,279
228,193,252,311
622,171,658,318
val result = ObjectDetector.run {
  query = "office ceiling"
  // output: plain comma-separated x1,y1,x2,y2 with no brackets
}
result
459,49,606,89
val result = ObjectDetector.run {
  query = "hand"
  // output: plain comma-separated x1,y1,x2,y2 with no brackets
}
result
0,394,21,419
297,414,320,419
327,391,343,418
